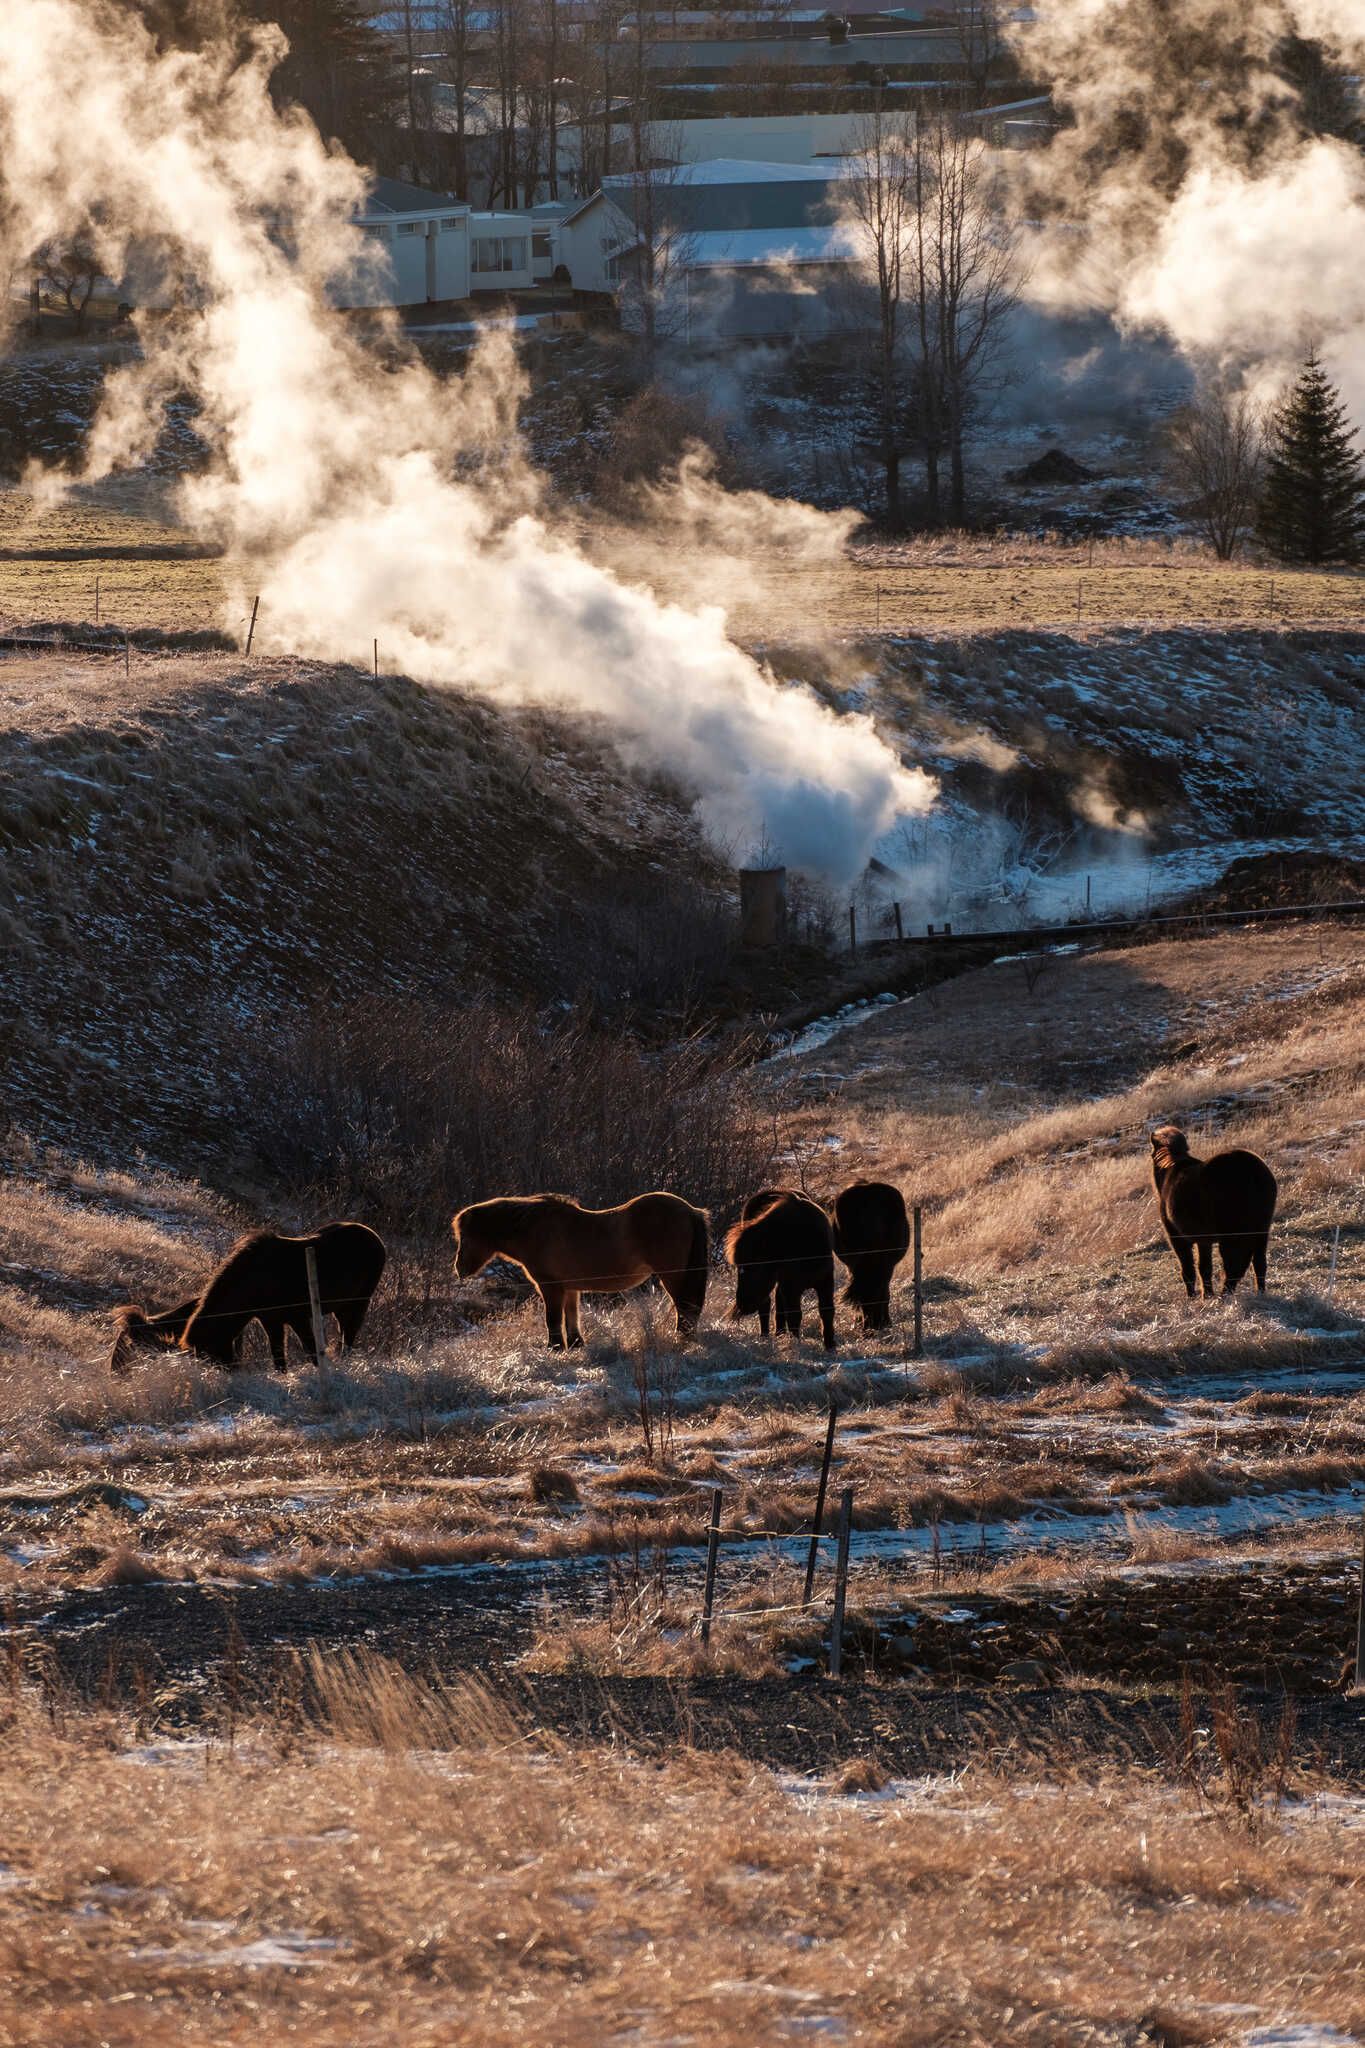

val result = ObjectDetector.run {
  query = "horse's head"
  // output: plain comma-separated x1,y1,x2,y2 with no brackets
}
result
1150,1125,1190,1173
452,1208,494,1279
109,1302,181,1375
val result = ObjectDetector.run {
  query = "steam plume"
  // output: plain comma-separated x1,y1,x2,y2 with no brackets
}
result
0,0,933,882
1010,0,1365,404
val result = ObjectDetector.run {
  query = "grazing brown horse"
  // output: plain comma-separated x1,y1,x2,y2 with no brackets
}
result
1150,1125,1277,1299
451,1192,709,1349
726,1189,838,1350
830,1180,910,1331
111,1222,387,1373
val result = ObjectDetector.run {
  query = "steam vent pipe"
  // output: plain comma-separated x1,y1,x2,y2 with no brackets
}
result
740,866,788,948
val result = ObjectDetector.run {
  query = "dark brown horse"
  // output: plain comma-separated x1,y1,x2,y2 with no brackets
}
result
111,1222,387,1372
829,1179,910,1331
726,1189,838,1350
452,1192,709,1349
1150,1126,1277,1299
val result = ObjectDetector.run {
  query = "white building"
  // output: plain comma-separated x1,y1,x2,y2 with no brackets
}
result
555,159,865,339
341,176,548,307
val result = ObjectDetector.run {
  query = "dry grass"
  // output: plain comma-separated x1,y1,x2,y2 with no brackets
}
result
0,1661,1362,2046
2,925,1362,1603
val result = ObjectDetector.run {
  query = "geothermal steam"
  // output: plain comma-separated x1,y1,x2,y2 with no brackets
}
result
0,0,932,882
1009,0,1365,405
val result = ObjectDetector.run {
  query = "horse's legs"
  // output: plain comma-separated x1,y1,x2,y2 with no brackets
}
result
1219,1239,1253,1295
538,1283,567,1350
335,1299,369,1350
1167,1231,1197,1298
1252,1235,1269,1293
1196,1239,1215,1298
776,1277,802,1339
563,1291,584,1348
816,1275,838,1352
757,1293,771,1338
259,1314,291,1372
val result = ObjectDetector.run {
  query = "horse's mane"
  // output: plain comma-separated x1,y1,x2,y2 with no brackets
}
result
1150,1125,1192,1172
725,1194,788,1261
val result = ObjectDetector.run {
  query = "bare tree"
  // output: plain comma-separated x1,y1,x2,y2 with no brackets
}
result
844,100,916,525
921,109,1019,523
1166,379,1265,559
949,0,1005,104
39,233,101,333
845,101,1019,526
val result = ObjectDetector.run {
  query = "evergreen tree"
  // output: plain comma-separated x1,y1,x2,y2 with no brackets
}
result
1257,347,1365,565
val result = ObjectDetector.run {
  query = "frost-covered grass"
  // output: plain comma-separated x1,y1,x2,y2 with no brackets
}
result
2,925,1362,1602
0,1661,1361,2048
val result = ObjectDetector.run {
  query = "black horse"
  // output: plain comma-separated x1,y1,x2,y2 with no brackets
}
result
1150,1126,1277,1298
111,1222,387,1372
725,1190,838,1350
829,1179,910,1331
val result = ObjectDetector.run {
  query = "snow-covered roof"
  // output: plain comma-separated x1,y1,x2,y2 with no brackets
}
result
684,223,863,269
362,175,461,216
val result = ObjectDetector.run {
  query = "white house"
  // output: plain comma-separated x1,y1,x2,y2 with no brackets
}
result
555,159,865,339
344,176,473,305
339,176,553,307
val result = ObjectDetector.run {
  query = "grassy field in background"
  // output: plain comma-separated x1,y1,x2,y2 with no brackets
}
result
4,487,1365,639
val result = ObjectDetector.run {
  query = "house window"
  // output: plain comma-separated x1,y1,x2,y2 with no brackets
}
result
439,216,464,233
396,221,426,236
472,236,527,273
532,231,552,260
362,224,391,241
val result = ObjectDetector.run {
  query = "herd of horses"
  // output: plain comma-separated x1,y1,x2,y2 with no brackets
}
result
108,1127,1279,1375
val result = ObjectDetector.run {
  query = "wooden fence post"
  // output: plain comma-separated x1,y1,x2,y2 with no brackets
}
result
912,1205,923,1359
1329,1223,1341,1298
1355,1500,1365,1693
829,1487,853,1678
848,903,857,956
244,593,260,657
893,901,904,942
373,637,379,678
304,1245,328,1368
700,1486,722,1647
803,1404,839,1608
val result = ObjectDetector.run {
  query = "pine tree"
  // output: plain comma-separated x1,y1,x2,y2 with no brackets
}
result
1257,347,1365,565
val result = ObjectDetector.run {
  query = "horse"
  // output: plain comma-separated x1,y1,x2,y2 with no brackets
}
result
725,1189,838,1350
1150,1125,1277,1299
829,1179,910,1331
108,1298,199,1375
451,1192,709,1349
110,1222,387,1373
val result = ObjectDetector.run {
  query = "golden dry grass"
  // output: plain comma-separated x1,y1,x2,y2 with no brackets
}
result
4,484,1364,639
2,925,1362,1603
0,1662,1361,2047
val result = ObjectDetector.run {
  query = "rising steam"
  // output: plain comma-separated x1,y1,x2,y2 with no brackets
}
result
1010,0,1365,405
0,0,934,882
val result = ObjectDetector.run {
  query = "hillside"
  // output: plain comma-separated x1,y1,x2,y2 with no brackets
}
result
0,649,727,1165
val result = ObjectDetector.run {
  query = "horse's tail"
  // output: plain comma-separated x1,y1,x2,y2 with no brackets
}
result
677,1205,710,1333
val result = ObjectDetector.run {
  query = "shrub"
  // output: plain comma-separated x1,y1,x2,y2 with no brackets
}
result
239,998,776,1244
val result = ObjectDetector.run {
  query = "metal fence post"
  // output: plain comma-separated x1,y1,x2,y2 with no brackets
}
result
803,1404,839,1608
700,1486,722,1647
912,1205,923,1359
304,1245,328,1367
829,1487,853,1678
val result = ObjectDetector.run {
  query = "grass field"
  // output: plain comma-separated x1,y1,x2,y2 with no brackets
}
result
4,487,1365,640
3,1661,1365,2048
3,925,1361,1618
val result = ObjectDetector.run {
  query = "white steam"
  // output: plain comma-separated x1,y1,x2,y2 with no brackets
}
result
0,0,933,883
1011,0,1365,406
